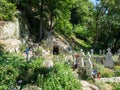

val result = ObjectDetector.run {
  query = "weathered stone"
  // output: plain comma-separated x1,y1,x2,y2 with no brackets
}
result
86,52,93,77
90,49,94,56
104,48,114,68
0,11,30,52
43,60,54,69
0,39,21,53
79,49,85,67
81,80,99,90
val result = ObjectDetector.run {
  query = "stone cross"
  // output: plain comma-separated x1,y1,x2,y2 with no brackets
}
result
79,49,85,67
86,52,93,77
104,48,114,68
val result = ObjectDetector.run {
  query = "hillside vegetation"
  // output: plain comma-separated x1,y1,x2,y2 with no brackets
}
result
0,0,119,53
1,0,120,90
0,52,81,90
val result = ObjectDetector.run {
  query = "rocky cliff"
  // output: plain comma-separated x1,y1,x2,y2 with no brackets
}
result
0,11,29,52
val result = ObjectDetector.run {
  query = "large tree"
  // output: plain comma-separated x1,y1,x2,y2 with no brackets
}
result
93,0,120,51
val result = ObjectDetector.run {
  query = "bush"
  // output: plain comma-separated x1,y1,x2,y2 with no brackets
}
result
0,52,81,90
111,83,120,90
0,65,19,87
19,44,26,52
114,66,120,76
0,42,4,51
96,64,114,77
36,62,82,90
0,0,16,21
101,68,114,77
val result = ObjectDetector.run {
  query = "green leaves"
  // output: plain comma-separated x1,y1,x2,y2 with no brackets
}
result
37,62,81,90
0,52,81,90
0,0,16,21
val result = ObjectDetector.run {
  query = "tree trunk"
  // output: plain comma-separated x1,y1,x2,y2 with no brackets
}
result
49,12,54,31
92,18,99,50
39,19,43,41
39,0,43,41
92,29,99,50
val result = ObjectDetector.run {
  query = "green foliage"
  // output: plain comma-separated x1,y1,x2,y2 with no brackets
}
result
0,65,19,85
114,66,120,76
0,42,4,51
0,52,81,90
33,48,42,57
0,0,16,21
6,0,120,51
112,83,120,90
19,44,26,52
101,68,114,77
96,64,114,77
55,19,73,37
36,62,81,90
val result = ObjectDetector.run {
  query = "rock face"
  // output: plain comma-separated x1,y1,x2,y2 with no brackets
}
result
0,39,21,52
0,11,29,52
0,20,19,39
81,80,99,90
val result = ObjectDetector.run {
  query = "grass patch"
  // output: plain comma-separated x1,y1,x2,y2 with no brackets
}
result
71,35,91,48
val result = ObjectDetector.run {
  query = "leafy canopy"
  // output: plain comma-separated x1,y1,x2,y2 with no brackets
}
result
0,0,16,21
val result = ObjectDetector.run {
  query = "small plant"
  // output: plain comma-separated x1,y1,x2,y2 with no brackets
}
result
0,0,16,21
36,61,82,90
96,64,114,77
33,48,42,57
111,82,120,90
19,44,26,52
114,66,120,76
0,42,4,51
0,51,82,90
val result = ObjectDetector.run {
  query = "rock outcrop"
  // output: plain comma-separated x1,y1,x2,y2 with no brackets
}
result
0,11,29,52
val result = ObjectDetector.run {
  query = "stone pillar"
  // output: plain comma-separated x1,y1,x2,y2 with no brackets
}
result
86,52,93,77
79,49,85,67
90,49,94,56
104,48,114,68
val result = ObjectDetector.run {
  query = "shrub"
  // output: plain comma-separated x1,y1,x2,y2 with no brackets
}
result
36,62,82,90
0,65,19,87
0,42,4,51
0,0,16,21
96,64,114,77
114,66,120,76
0,52,81,90
101,68,114,77
19,44,26,52
111,83,120,90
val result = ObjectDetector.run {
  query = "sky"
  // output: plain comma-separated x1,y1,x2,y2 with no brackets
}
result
90,0,96,5
90,0,100,5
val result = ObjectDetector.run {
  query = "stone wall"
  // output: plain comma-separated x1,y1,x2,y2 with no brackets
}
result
0,19,19,39
0,11,30,52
